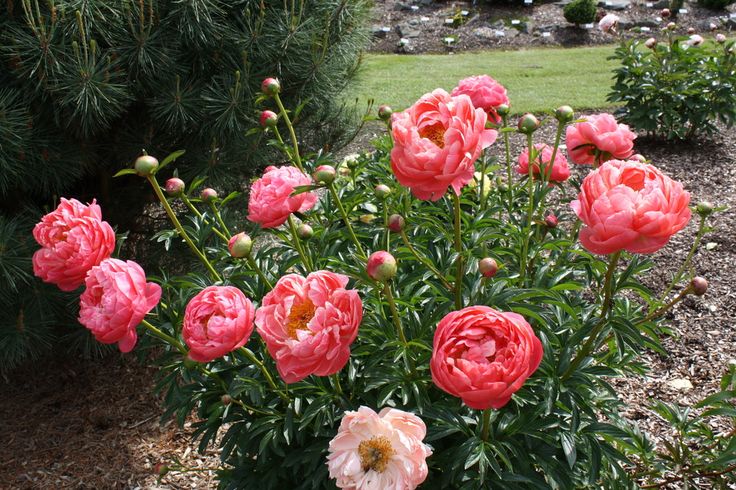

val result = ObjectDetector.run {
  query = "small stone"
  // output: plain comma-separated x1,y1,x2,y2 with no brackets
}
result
667,378,693,391
705,242,718,251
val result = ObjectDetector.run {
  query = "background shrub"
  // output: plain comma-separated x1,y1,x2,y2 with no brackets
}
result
697,0,736,9
563,0,597,26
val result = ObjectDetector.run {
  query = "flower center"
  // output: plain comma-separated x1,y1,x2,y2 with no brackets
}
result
358,436,395,473
285,299,316,339
419,123,446,148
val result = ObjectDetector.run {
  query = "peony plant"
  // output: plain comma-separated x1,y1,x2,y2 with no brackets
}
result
32,76,734,489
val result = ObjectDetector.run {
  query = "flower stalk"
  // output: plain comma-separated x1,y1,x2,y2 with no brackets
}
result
287,215,313,272
452,192,464,309
238,347,290,403
273,93,305,174
328,183,367,260
399,229,454,292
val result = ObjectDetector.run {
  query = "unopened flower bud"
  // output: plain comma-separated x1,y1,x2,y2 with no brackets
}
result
228,232,252,258
667,22,677,30
221,394,233,405
200,188,218,202
517,113,540,134
359,214,376,224
496,104,510,117
710,22,718,31
374,184,391,200
696,201,714,217
261,77,281,96
259,110,278,128
660,8,670,18
165,177,185,196
478,257,498,278
631,153,647,162
716,33,726,44
690,276,708,296
154,463,169,477
687,27,695,34
297,223,314,240
388,214,405,233
313,165,336,185
367,251,397,282
645,37,657,49
544,214,558,228
134,155,159,177
554,105,574,123
378,105,393,121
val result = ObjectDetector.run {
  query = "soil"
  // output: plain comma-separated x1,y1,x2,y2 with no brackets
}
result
369,0,736,54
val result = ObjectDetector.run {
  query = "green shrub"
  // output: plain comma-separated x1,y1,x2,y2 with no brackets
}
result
563,0,597,26
608,35,736,140
697,0,735,9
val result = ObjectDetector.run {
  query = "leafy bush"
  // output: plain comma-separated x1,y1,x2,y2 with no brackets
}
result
608,34,736,140
32,78,734,488
697,0,735,9
563,0,597,26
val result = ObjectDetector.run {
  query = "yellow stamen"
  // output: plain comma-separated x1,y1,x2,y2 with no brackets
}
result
358,436,395,473
419,123,446,148
285,300,316,339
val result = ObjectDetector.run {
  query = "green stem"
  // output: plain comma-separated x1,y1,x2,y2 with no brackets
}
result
382,204,390,250
147,175,222,282
639,285,692,325
141,319,186,354
328,184,367,260
481,409,492,442
208,201,231,237
399,229,454,292
452,192,464,309
287,215,313,272
562,251,621,380
519,133,536,284
545,121,565,186
503,115,514,212
479,151,488,210
383,283,415,374
238,347,290,403
180,195,228,241
246,255,274,290
331,373,343,398
659,215,707,302
273,93,305,173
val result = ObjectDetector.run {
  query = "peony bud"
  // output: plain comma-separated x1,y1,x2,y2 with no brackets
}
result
200,188,218,203
261,77,281,96
517,113,540,134
388,214,405,233
687,27,695,35
374,184,392,200
228,232,253,258
496,104,511,118
297,223,314,240
645,37,657,49
710,22,718,32
716,34,726,44
259,110,278,128
165,177,185,196
544,214,558,228
359,214,376,224
631,153,647,163
666,22,677,30
690,276,708,296
696,201,714,217
378,105,393,121
478,257,498,278
313,165,336,185
554,105,574,123
154,463,169,477
134,155,159,177
660,8,670,18
688,34,704,46
221,394,232,405
367,251,397,282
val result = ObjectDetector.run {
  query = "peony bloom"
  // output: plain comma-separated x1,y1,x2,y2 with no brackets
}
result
78,258,161,353
32,198,116,292
255,271,363,383
430,305,543,410
390,89,497,201
598,13,620,33
686,34,704,47
565,113,636,166
247,166,318,228
183,286,255,362
327,406,432,490
517,144,571,183
571,159,691,255
450,75,510,125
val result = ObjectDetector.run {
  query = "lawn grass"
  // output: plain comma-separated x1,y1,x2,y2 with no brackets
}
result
347,45,620,114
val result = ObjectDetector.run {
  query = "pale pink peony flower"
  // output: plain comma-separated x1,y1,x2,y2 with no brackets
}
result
32,198,116,292
598,14,620,33
571,159,691,255
390,89,497,201
78,258,161,353
687,34,704,47
517,143,571,183
430,305,543,410
450,75,510,124
565,113,636,165
183,286,255,362
247,166,318,228
327,406,432,490
255,271,362,383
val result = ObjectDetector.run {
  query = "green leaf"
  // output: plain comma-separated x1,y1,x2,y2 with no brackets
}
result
113,168,138,177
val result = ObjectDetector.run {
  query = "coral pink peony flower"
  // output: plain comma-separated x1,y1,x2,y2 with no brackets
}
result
247,166,318,228
255,271,363,383
32,198,116,292
78,258,161,353
327,406,432,490
431,305,543,410
565,113,636,166
183,286,255,362
390,89,497,201
450,75,510,125
517,144,571,183
571,159,691,255
598,13,620,33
